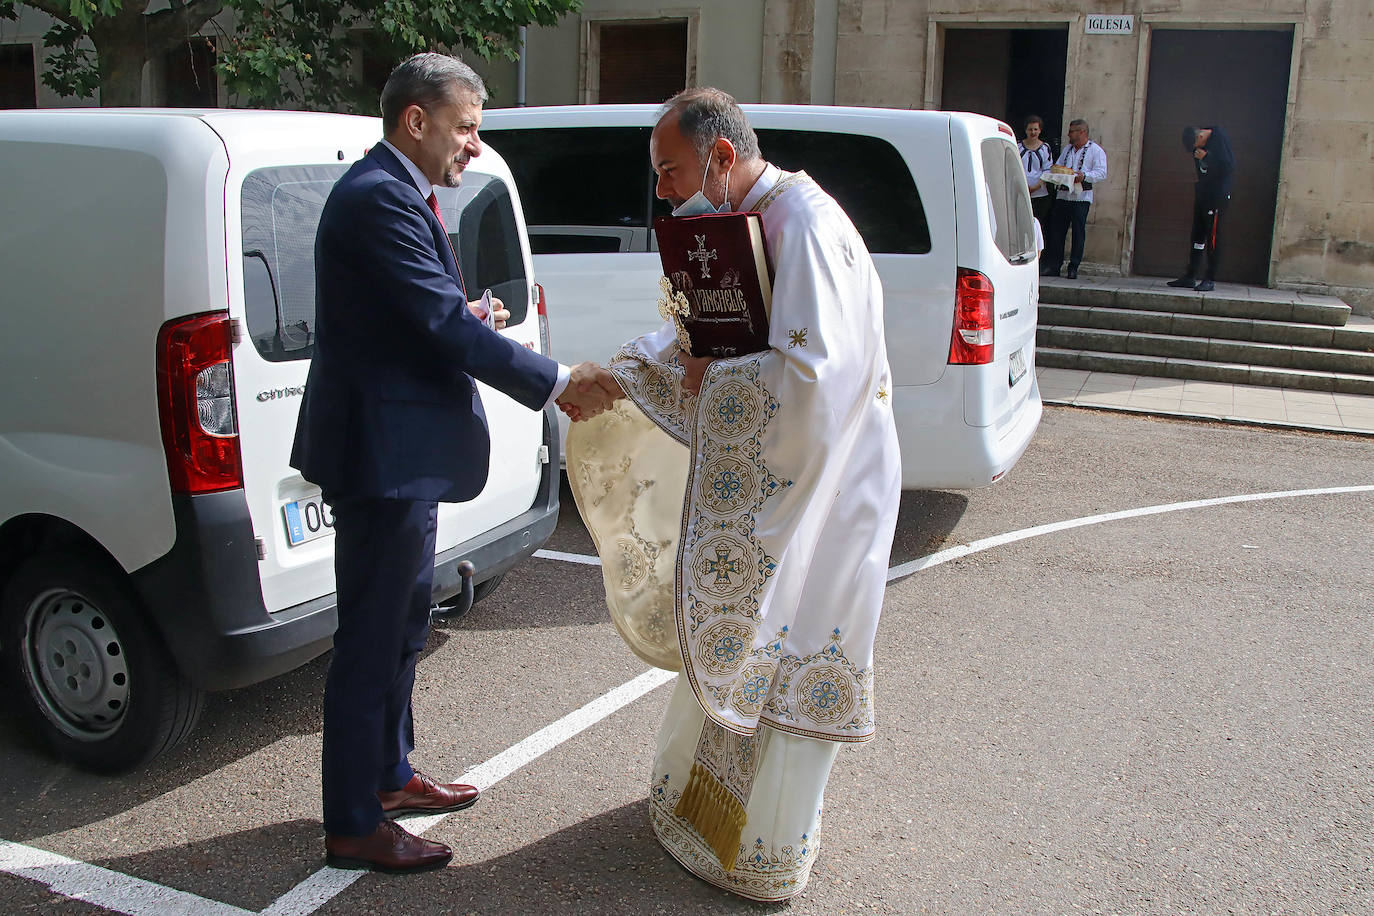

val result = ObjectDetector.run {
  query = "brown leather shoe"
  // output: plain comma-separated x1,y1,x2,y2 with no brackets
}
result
378,771,480,817
325,819,452,873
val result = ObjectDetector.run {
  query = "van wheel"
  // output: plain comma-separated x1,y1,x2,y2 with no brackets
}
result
1,553,204,773
472,573,505,604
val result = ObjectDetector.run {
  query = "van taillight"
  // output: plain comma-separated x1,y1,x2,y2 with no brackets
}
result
534,283,551,356
156,312,244,493
948,267,995,365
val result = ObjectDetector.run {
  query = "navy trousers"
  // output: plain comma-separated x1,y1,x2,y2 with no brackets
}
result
1046,199,1091,272
322,496,438,837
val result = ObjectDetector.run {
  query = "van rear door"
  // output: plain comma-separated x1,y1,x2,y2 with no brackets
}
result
216,113,546,613
949,116,1041,430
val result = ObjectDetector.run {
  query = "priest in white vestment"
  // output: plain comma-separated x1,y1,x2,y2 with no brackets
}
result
564,88,902,902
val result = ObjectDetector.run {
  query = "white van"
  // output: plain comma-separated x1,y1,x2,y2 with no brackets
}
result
0,109,559,771
480,104,1042,490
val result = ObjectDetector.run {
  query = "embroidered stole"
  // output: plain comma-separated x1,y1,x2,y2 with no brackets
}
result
671,170,807,871
674,720,761,871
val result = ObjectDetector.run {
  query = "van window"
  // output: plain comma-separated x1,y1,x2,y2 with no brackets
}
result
483,124,931,256
240,165,528,362
436,172,530,325
241,165,341,362
482,127,658,254
980,138,1036,264
756,129,932,255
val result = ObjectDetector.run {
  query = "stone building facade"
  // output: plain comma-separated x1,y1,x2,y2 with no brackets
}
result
4,1,1371,311
494,0,1374,313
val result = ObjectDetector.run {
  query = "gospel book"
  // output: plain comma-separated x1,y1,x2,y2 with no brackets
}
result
653,212,773,358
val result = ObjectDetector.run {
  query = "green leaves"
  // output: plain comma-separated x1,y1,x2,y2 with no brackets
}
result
216,0,583,109
63,0,123,30
17,0,581,107
41,21,99,98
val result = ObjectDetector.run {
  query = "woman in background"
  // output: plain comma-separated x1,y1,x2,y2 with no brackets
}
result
1019,114,1053,239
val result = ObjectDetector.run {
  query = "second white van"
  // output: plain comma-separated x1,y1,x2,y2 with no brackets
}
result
480,104,1043,490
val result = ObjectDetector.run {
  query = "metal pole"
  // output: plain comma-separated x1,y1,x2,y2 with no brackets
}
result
517,26,528,107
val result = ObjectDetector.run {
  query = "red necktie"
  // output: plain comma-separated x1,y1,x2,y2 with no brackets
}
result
426,191,465,289
426,191,445,229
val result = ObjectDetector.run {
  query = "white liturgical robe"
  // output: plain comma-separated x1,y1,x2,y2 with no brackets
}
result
567,164,901,901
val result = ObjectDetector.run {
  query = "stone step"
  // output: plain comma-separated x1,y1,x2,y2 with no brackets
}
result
1036,347,1374,396
1037,303,1374,351
1039,280,1352,327
1037,326,1374,376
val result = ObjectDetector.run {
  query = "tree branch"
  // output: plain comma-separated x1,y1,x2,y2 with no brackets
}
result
21,0,81,27
145,0,225,47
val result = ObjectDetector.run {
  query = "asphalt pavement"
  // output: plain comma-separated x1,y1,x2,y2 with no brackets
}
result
1,405,1371,915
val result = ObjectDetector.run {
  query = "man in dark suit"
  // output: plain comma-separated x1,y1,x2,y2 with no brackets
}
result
292,53,615,873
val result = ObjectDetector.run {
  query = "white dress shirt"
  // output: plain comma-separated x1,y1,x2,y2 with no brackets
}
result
1019,141,1052,199
1053,139,1108,204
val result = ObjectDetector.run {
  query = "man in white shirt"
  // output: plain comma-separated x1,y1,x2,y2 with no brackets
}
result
1041,118,1108,280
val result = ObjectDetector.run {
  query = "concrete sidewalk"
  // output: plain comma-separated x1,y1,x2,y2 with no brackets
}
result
1037,365,1374,435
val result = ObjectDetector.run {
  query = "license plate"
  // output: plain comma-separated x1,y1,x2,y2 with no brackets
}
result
282,492,334,547
1009,347,1028,387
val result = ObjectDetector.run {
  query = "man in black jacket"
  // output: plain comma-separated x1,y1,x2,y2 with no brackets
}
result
1167,125,1236,292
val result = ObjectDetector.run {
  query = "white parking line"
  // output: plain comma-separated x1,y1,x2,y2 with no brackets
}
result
884,484,1374,582
0,839,253,916
259,667,677,916
533,548,603,566
6,483,1371,915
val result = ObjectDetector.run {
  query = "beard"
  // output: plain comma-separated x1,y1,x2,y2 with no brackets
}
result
443,155,469,188
704,170,732,210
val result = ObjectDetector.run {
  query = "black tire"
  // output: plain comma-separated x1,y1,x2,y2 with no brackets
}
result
1,552,204,773
472,573,505,605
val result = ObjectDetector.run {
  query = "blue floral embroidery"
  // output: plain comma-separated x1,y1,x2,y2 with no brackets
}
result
809,680,839,709
712,470,743,500
714,635,746,664
717,395,745,425
741,674,770,704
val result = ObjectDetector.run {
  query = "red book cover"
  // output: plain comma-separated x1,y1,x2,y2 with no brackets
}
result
654,212,774,358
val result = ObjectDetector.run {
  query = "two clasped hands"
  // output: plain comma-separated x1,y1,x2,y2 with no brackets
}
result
555,354,719,422
475,295,716,420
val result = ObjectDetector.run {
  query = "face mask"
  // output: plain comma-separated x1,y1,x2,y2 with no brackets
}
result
671,144,733,217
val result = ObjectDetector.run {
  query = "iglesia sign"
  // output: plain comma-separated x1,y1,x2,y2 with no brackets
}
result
1085,15,1134,35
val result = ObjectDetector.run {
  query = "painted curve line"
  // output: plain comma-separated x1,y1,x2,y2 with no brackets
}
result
5,483,1370,915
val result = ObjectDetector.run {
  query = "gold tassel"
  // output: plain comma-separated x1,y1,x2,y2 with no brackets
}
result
674,762,748,872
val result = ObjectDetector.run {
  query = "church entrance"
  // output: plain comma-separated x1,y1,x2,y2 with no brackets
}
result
940,27,1070,154
1133,29,1292,285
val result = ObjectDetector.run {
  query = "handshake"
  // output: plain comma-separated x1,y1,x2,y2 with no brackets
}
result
556,362,623,422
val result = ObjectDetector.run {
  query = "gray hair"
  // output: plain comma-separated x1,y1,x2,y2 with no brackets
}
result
381,53,488,132
1069,118,1089,132
658,87,761,162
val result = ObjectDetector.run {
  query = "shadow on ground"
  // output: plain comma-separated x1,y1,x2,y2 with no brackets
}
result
0,628,452,841
95,804,794,915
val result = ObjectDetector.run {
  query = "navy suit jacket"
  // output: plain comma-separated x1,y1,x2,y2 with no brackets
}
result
291,143,558,503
